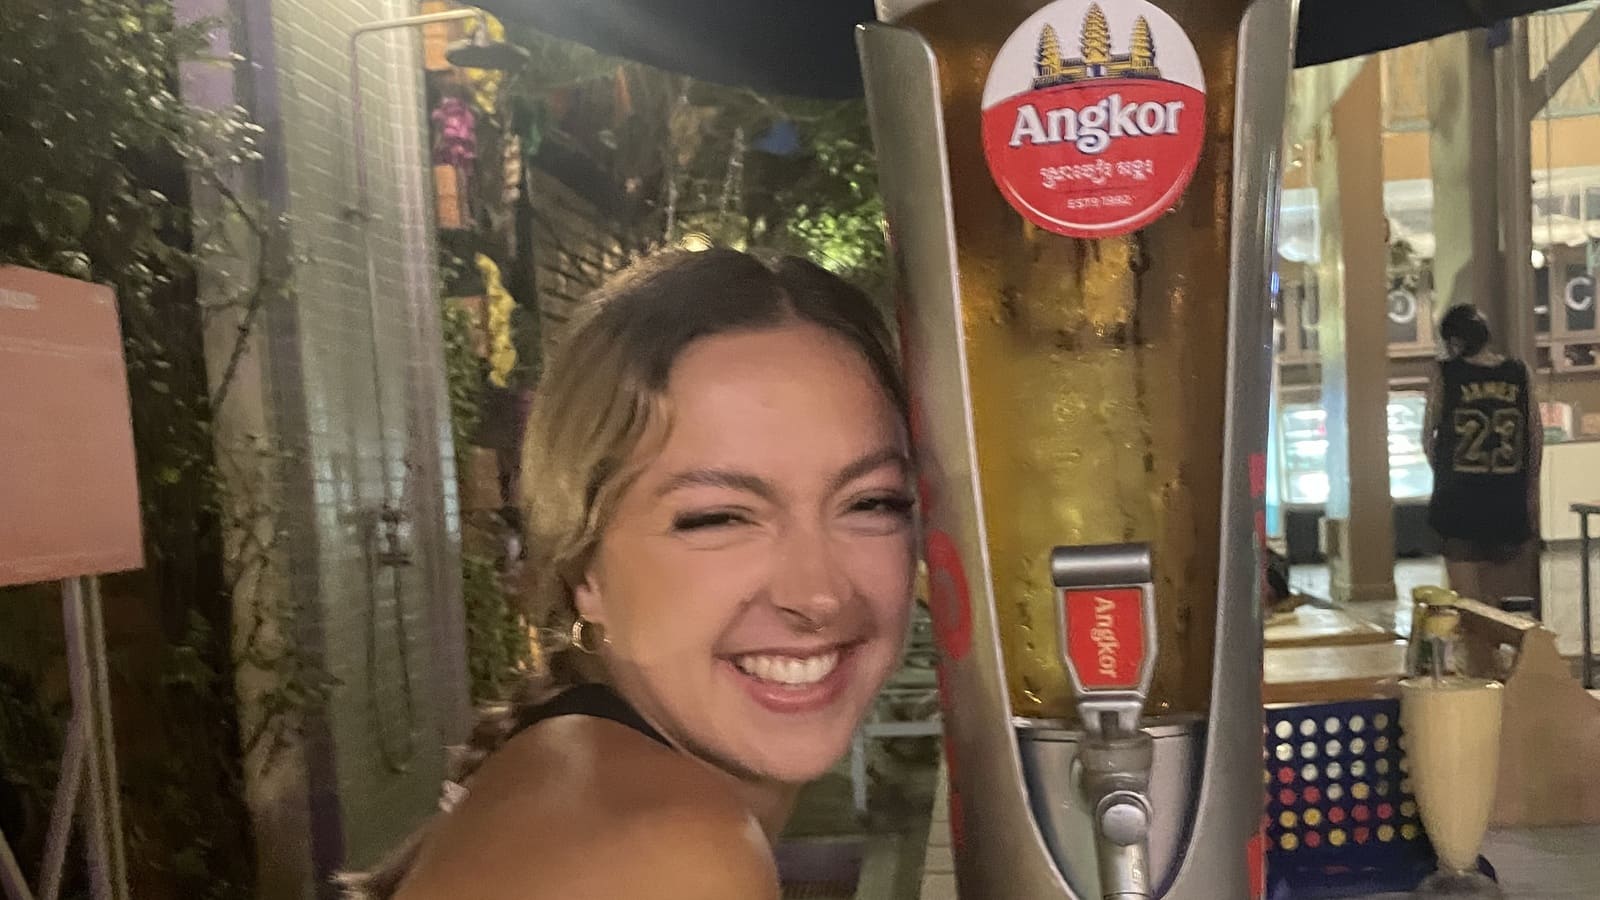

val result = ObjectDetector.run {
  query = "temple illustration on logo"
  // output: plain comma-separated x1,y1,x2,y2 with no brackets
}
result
1033,3,1161,88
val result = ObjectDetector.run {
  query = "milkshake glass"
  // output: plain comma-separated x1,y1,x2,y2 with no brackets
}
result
1399,676,1505,897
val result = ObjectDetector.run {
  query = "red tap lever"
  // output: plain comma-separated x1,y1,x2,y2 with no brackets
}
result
1052,543,1157,740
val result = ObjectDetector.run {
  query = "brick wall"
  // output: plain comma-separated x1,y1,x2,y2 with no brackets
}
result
526,166,648,350
181,0,469,893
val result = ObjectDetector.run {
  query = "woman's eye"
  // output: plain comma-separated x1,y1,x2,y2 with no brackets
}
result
671,510,749,532
850,494,915,519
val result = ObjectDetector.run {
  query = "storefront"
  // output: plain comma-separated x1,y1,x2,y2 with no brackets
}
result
1268,3,1600,563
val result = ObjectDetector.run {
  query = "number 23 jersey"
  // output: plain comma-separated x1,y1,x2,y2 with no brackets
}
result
1428,357,1532,544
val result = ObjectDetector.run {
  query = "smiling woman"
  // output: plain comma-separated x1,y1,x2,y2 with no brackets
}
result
340,249,916,900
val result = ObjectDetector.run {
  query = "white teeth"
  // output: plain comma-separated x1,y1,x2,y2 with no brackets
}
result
733,650,841,686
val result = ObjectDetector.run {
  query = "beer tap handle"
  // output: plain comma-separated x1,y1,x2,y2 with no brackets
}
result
1053,543,1158,900
1052,543,1158,736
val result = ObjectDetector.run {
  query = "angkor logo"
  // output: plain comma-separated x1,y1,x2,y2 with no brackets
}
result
1034,3,1161,89
1090,594,1121,679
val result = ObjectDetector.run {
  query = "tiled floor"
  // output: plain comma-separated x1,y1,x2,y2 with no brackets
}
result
1344,826,1600,898
917,773,956,900
1474,826,1600,897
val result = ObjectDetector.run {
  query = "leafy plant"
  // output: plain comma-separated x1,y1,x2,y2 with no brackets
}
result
488,28,891,294
0,3,313,897
768,127,888,294
442,296,531,702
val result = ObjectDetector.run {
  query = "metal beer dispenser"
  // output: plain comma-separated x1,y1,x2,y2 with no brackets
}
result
856,0,1298,896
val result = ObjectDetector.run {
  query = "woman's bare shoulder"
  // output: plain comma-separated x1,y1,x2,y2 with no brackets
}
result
395,716,778,900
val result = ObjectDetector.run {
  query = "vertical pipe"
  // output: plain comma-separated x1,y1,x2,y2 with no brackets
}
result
1582,513,1594,689
345,8,484,522
0,833,33,900
39,717,88,900
1497,18,1537,370
62,579,113,900
82,579,128,898
348,27,404,516
1497,19,1546,619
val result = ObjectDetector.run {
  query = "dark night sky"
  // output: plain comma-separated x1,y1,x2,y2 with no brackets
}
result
475,0,1578,99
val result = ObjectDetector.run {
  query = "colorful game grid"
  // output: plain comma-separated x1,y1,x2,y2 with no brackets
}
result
1263,698,1437,898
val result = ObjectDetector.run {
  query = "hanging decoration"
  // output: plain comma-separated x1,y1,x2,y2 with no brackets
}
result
501,134,523,208
475,253,518,388
661,79,691,244
709,125,750,249
432,96,477,229
433,97,479,168
460,12,510,114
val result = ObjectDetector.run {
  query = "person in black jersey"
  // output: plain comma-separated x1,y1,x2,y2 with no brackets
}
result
1423,304,1542,607
341,250,917,900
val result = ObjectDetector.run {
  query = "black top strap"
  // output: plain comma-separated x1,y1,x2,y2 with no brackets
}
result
509,682,670,748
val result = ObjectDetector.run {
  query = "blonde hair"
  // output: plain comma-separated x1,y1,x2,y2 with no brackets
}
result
340,248,905,898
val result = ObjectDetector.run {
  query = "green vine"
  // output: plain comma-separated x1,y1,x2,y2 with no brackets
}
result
442,295,532,703
0,3,328,897
771,129,888,294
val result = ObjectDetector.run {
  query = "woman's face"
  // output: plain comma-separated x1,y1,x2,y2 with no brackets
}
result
574,322,916,784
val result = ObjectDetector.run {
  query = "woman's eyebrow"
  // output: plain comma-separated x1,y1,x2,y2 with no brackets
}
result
653,468,778,502
828,448,910,493
652,449,907,500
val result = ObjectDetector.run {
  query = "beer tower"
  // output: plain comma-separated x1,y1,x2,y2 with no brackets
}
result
857,0,1297,897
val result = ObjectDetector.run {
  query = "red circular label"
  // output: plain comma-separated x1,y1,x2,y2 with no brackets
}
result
980,1,1207,238
924,529,973,663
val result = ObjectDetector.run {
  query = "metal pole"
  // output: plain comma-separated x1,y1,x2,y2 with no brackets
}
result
39,717,88,900
61,577,127,900
345,12,475,530
0,633,96,900
1582,514,1593,689
82,579,127,898
0,834,34,900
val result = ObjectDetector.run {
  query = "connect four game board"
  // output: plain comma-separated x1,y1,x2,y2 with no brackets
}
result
1264,698,1437,898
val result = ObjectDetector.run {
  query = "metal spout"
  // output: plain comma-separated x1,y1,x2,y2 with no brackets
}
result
1080,725,1155,899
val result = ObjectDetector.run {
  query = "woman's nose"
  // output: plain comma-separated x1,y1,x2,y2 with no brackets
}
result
772,528,848,629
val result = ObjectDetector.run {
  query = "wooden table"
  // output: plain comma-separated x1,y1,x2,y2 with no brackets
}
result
1263,641,1408,705
1264,603,1398,649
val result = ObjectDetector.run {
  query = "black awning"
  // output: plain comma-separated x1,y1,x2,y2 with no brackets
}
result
475,0,1581,99
1292,0,1573,67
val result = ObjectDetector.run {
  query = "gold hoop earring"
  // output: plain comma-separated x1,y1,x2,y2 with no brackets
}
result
570,617,607,654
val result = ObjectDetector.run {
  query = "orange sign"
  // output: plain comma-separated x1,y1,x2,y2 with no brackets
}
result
0,266,144,586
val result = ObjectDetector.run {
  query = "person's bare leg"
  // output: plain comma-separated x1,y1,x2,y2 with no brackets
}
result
1518,539,1541,602
1476,558,1511,608
1445,558,1481,603
1490,540,1541,611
